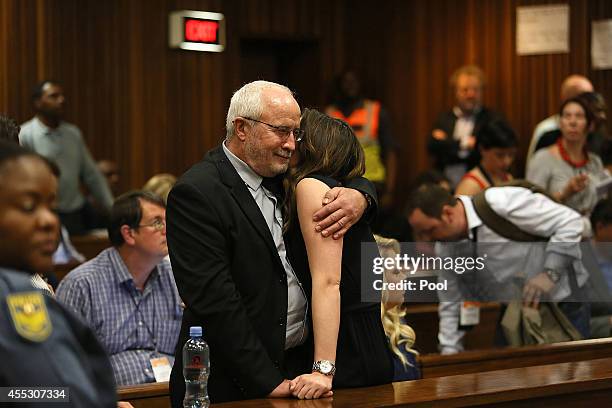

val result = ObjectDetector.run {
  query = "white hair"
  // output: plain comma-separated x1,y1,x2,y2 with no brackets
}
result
225,80,293,140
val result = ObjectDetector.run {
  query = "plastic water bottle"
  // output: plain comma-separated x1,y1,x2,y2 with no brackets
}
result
183,326,210,408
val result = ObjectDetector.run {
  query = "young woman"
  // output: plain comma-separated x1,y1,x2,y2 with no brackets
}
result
455,120,517,196
284,109,394,399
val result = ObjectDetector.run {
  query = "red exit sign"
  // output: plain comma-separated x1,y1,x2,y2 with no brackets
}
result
185,19,219,43
169,10,225,52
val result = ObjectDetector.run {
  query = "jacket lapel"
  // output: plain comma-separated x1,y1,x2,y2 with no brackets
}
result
209,147,284,267
473,108,488,135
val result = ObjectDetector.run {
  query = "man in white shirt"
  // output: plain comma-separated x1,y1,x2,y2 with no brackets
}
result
526,75,593,168
20,80,114,235
407,183,590,354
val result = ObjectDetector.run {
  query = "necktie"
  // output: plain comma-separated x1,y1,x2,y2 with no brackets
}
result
261,176,284,200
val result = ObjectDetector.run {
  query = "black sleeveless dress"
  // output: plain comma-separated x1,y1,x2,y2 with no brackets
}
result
286,174,394,387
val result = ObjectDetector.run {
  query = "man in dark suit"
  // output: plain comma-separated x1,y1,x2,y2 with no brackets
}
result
427,65,506,187
167,81,374,405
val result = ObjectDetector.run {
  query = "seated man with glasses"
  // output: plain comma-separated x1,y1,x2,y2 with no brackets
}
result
56,191,182,386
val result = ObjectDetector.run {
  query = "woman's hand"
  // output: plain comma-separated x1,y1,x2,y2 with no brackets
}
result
289,373,333,400
560,173,589,201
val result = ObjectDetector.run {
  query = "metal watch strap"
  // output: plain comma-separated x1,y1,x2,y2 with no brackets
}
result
545,269,560,283
312,360,336,376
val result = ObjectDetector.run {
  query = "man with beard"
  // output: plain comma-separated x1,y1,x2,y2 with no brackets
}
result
19,80,113,235
167,80,376,405
427,65,507,187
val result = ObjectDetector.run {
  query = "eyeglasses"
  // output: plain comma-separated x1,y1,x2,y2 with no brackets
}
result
137,218,166,231
243,117,304,142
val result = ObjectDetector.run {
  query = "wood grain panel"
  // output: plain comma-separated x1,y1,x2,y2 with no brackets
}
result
119,357,612,407
345,0,612,208
0,0,610,204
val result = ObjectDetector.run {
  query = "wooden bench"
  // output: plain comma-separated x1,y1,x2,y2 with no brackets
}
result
118,382,169,408
50,234,110,284
71,233,111,260
405,302,501,354
118,343,612,408
52,261,81,282
418,337,612,378
213,357,612,407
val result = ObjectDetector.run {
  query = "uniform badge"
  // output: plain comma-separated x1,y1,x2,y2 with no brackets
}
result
6,291,52,342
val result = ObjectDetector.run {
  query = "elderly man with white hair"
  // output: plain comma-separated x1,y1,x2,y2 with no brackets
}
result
166,80,376,405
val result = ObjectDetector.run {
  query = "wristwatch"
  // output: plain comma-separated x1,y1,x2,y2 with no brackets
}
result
545,269,561,283
312,360,336,376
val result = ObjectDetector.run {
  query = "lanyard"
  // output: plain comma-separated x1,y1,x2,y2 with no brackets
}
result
128,284,158,353
471,227,479,260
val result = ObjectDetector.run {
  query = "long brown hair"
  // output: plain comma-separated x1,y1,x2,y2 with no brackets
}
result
283,108,365,231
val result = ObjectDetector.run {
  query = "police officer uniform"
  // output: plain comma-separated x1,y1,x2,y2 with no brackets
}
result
0,267,116,408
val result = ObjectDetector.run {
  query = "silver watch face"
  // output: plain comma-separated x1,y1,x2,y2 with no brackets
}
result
319,360,333,374
546,269,560,283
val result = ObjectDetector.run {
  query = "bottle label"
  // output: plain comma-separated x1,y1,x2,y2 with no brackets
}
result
150,357,172,382
187,355,205,369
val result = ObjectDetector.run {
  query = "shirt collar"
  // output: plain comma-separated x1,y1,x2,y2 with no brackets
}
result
33,116,63,135
453,105,481,118
457,195,483,240
108,247,160,288
222,140,264,191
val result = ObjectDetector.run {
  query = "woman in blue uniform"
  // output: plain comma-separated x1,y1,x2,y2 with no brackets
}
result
0,140,117,408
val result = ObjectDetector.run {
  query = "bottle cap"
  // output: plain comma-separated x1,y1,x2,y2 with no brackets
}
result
189,326,203,337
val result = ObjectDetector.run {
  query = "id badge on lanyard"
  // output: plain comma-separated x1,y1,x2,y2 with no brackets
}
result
460,301,480,326
150,357,172,382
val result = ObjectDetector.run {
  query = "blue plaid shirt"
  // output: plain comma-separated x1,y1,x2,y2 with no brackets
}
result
56,247,183,385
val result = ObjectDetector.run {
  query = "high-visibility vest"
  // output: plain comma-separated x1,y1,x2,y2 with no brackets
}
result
326,99,386,182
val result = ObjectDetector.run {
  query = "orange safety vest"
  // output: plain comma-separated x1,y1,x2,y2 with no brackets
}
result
326,99,386,182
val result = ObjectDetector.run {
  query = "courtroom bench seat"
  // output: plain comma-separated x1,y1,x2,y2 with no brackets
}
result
213,357,612,407
118,382,169,408
118,349,612,407
406,302,501,354
52,261,81,283
50,234,110,284
417,337,612,378
70,233,111,260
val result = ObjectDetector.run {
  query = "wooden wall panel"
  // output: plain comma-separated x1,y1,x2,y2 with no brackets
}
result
345,0,612,208
0,0,611,204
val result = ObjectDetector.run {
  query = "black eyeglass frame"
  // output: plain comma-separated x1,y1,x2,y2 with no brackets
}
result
242,117,304,142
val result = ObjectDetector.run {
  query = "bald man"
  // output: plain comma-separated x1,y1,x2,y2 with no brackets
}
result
526,75,594,167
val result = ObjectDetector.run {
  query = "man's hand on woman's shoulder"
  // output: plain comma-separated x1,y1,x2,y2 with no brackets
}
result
312,187,367,239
